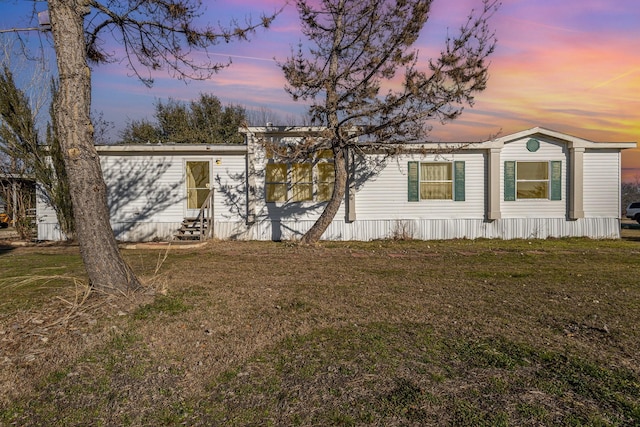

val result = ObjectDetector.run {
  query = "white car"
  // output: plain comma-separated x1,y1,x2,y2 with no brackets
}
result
626,202,640,223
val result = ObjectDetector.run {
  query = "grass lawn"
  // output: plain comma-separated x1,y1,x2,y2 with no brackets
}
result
0,235,639,426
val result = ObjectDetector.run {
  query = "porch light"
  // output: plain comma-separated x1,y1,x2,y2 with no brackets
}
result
38,11,51,31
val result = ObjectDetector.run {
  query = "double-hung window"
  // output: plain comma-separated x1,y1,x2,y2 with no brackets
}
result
504,161,562,201
408,161,465,201
420,162,453,200
516,162,548,199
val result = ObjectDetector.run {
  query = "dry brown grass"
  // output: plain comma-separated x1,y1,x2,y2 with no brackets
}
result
1,234,639,425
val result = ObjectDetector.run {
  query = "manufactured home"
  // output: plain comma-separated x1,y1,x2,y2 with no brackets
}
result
36,127,636,241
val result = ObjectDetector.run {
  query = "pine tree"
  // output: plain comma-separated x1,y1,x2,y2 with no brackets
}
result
279,0,499,243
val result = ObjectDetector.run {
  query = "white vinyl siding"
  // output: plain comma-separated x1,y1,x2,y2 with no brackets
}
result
354,153,484,220
36,128,631,242
583,149,621,217
99,153,247,241
101,155,184,224
210,156,248,222
36,185,66,241
500,138,566,218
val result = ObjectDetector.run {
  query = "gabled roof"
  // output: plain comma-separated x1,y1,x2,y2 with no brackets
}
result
479,127,637,150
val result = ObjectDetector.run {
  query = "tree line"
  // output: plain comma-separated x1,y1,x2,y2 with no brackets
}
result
120,94,245,145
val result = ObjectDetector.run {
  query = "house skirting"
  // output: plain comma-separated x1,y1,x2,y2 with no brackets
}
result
38,217,621,242
241,217,621,241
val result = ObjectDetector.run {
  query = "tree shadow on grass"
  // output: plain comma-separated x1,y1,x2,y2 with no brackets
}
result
620,223,640,242
0,243,15,256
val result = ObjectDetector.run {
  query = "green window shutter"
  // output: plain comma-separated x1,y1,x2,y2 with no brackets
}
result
454,161,465,201
504,161,516,201
550,161,562,200
408,161,419,202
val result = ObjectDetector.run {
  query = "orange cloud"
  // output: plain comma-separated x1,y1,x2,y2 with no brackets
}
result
87,0,640,177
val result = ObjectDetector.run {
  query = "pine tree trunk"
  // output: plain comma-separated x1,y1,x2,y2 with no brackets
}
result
300,148,347,244
300,3,346,245
48,0,140,293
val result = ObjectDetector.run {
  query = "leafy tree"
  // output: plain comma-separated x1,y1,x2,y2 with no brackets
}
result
120,118,162,145
279,0,499,243
120,93,246,144
40,0,278,293
0,67,36,175
0,67,73,239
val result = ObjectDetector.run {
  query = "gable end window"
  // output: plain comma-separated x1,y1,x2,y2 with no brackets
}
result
408,161,465,201
504,161,562,201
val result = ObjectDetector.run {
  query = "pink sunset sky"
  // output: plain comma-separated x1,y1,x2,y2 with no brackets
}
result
2,0,640,181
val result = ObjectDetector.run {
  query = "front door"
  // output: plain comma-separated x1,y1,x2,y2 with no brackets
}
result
185,160,211,218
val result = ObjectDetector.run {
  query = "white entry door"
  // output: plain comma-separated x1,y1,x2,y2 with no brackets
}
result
185,160,211,218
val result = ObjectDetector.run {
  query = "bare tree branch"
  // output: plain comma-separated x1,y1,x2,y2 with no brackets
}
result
85,0,281,86
279,0,500,243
